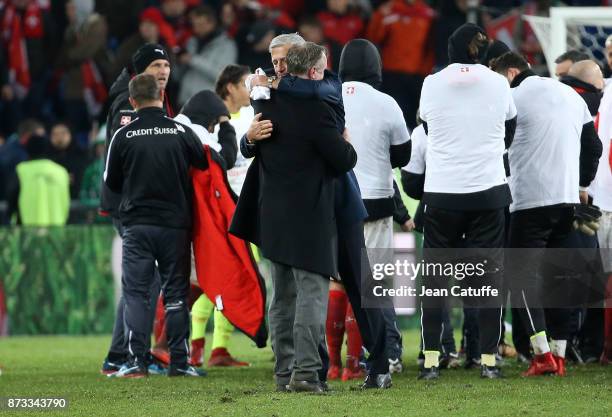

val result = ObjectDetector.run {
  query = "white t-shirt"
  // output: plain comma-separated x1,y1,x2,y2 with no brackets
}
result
214,105,255,196
419,63,516,194
509,75,592,212
591,81,612,211
402,123,426,175
343,81,410,199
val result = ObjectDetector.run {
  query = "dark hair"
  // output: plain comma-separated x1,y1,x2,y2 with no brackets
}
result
17,118,43,138
554,50,590,64
128,73,160,104
490,51,529,75
286,42,326,75
190,4,217,21
215,64,250,99
467,32,489,62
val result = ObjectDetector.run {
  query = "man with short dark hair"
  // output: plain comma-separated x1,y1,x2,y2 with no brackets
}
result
491,51,602,377
554,49,590,78
105,73,209,378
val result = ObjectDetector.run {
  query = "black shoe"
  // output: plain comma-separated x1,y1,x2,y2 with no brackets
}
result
108,362,148,379
464,358,481,369
417,367,439,380
480,365,503,379
276,384,289,392
320,381,330,392
101,358,126,376
361,373,392,389
286,379,324,394
168,365,207,377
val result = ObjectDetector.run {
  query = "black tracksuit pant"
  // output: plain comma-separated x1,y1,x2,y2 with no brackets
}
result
507,205,574,339
422,207,505,356
337,220,390,375
106,219,160,363
122,224,191,368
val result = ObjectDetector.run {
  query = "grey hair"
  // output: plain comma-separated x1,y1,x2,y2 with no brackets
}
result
606,34,612,48
286,42,326,76
268,33,306,53
129,73,160,104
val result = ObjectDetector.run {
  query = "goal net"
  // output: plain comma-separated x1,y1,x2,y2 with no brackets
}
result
523,7,612,77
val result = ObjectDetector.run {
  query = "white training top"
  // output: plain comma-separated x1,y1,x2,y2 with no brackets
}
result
591,81,612,211
509,75,592,212
343,81,410,199
214,105,255,196
402,123,426,175
419,63,516,194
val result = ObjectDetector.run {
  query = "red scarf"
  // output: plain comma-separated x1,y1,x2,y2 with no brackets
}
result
1,1,43,98
81,60,107,117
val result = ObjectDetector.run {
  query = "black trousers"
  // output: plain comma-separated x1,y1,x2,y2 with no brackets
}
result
338,220,390,375
422,206,505,356
381,71,424,131
106,219,161,363
122,224,191,367
507,206,574,338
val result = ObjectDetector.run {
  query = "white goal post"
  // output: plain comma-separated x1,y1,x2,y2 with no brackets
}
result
523,7,612,76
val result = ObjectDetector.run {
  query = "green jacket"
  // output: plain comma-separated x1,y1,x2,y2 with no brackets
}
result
16,159,70,226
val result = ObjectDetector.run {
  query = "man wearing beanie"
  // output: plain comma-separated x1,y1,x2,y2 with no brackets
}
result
417,23,516,380
99,43,172,376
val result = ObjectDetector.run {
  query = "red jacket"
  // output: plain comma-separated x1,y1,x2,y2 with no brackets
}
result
191,147,267,347
366,0,434,76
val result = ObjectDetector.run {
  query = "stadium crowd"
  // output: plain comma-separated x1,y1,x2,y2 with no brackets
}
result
2,0,612,223
0,0,611,391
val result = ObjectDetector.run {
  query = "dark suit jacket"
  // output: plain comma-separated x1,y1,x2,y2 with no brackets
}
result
229,91,357,277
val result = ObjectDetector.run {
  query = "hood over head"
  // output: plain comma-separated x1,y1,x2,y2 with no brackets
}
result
339,39,382,88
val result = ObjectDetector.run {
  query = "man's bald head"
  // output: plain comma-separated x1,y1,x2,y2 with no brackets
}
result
568,60,604,91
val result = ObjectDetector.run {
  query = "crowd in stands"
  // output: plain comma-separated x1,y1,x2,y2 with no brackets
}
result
0,0,610,225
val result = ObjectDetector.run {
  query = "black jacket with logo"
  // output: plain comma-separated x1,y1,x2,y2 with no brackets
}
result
104,107,208,229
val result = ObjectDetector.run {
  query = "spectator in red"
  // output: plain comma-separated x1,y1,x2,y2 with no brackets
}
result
317,0,364,46
112,7,178,79
366,0,435,130
177,5,237,106
297,15,338,70
55,0,111,145
160,0,193,48
0,0,58,133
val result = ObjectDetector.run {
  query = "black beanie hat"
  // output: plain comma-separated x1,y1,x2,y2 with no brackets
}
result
483,40,510,67
448,23,489,65
180,90,229,129
132,43,170,74
339,39,382,89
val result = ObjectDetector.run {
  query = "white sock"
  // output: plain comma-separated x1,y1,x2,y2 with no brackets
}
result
530,331,550,355
424,351,440,369
481,354,496,367
550,339,567,358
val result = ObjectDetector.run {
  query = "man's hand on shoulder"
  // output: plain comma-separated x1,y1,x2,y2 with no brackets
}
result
246,113,273,143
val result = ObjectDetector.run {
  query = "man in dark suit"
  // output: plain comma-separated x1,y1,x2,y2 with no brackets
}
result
240,34,395,389
230,43,357,393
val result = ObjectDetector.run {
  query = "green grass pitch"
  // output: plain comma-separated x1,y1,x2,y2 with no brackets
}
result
0,331,610,417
